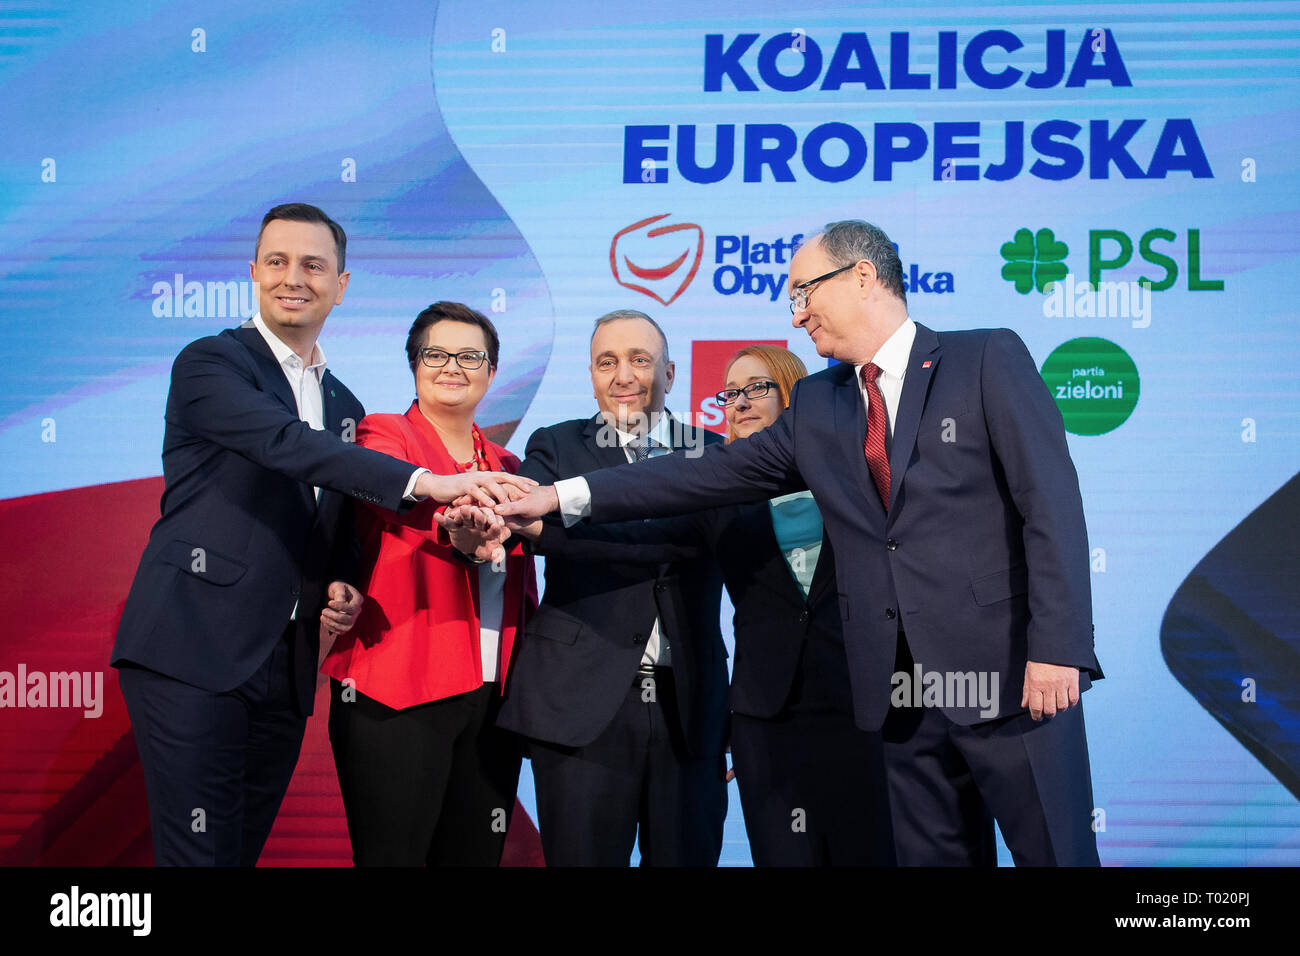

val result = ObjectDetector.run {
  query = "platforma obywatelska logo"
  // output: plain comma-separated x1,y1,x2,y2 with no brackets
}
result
1000,228,1068,293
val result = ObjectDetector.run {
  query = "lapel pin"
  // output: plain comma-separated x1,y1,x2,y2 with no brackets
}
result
921,360,932,369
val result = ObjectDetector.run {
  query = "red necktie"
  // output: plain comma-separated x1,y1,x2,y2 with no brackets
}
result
861,363,890,511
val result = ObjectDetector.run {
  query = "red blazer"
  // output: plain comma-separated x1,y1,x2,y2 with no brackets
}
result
320,401,537,711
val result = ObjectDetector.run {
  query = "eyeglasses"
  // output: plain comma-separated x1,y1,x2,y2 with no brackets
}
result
419,347,490,370
789,263,855,314
716,380,778,407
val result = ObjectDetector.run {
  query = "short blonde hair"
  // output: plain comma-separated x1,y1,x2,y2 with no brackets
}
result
722,345,809,444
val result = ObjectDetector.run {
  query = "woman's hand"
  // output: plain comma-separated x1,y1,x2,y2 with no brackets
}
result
415,470,537,508
436,504,513,563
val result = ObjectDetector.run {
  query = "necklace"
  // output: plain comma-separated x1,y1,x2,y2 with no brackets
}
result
457,424,490,473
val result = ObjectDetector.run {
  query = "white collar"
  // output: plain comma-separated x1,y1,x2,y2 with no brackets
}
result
612,410,678,448
251,313,326,374
855,317,916,383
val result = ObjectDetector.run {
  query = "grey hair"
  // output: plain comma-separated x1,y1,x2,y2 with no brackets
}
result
819,220,906,304
591,308,671,362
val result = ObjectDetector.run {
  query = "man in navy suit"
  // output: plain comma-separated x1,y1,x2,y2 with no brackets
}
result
499,221,1103,866
495,310,730,866
112,203,531,866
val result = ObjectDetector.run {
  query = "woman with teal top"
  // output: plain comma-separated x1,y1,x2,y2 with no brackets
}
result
712,344,894,866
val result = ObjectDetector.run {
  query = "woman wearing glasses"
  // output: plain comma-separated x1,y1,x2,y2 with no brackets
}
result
321,301,536,866
487,344,894,865
712,345,893,866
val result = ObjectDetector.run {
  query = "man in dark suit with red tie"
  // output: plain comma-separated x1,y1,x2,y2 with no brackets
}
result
499,221,1104,866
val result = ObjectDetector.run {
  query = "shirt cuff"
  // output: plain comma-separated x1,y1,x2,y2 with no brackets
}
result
555,476,592,528
403,468,431,501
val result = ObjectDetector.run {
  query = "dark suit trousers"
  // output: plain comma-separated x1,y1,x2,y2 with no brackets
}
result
118,625,306,866
328,679,521,867
880,633,1100,866
529,668,726,866
732,710,895,866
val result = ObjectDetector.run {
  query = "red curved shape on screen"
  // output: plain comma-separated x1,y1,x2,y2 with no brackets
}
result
0,478,544,867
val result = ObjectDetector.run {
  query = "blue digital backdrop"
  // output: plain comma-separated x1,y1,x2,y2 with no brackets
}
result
1,0,1298,865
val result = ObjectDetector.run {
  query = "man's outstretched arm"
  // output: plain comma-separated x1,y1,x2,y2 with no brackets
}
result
496,402,804,523
169,338,534,510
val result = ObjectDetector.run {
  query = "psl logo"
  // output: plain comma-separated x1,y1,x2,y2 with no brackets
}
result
609,214,704,306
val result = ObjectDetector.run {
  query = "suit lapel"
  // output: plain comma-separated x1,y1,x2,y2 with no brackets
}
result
235,322,317,514
235,322,300,419
321,370,343,435
582,413,633,471
661,412,687,452
401,401,460,473
758,502,828,609
887,323,942,515
831,362,886,516
806,529,836,607
309,370,349,527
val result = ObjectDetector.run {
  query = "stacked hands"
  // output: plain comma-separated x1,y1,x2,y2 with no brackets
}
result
435,483,561,562
322,478,1077,723
321,470,544,637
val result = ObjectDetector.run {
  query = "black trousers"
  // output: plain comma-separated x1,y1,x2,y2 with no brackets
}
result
328,679,521,866
731,709,895,866
880,633,1101,866
118,625,306,866
529,668,727,867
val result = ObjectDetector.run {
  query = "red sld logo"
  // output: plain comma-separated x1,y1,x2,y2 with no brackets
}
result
609,214,704,306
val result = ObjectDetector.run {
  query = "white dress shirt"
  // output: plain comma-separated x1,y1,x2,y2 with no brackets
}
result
249,313,428,623
853,317,917,445
477,562,506,682
252,313,328,500
555,412,679,667
252,314,326,621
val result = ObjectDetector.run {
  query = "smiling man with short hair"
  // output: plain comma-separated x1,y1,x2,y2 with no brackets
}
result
112,203,532,866
496,309,730,866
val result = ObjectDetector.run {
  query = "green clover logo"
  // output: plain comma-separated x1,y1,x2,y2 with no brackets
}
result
1000,228,1069,294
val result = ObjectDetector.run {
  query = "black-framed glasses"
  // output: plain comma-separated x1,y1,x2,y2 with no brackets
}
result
716,380,778,407
789,263,855,314
419,347,489,370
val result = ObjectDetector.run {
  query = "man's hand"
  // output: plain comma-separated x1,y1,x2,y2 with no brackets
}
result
321,581,364,636
1020,661,1081,721
492,485,561,521
414,470,537,508
435,504,512,563
501,513,544,540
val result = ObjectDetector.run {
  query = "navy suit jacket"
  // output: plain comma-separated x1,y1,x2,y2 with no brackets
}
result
111,322,416,715
713,504,844,718
585,324,1103,730
540,500,843,719
497,414,729,759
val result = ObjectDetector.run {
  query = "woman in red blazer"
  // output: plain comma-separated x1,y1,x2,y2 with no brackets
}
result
321,301,537,866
